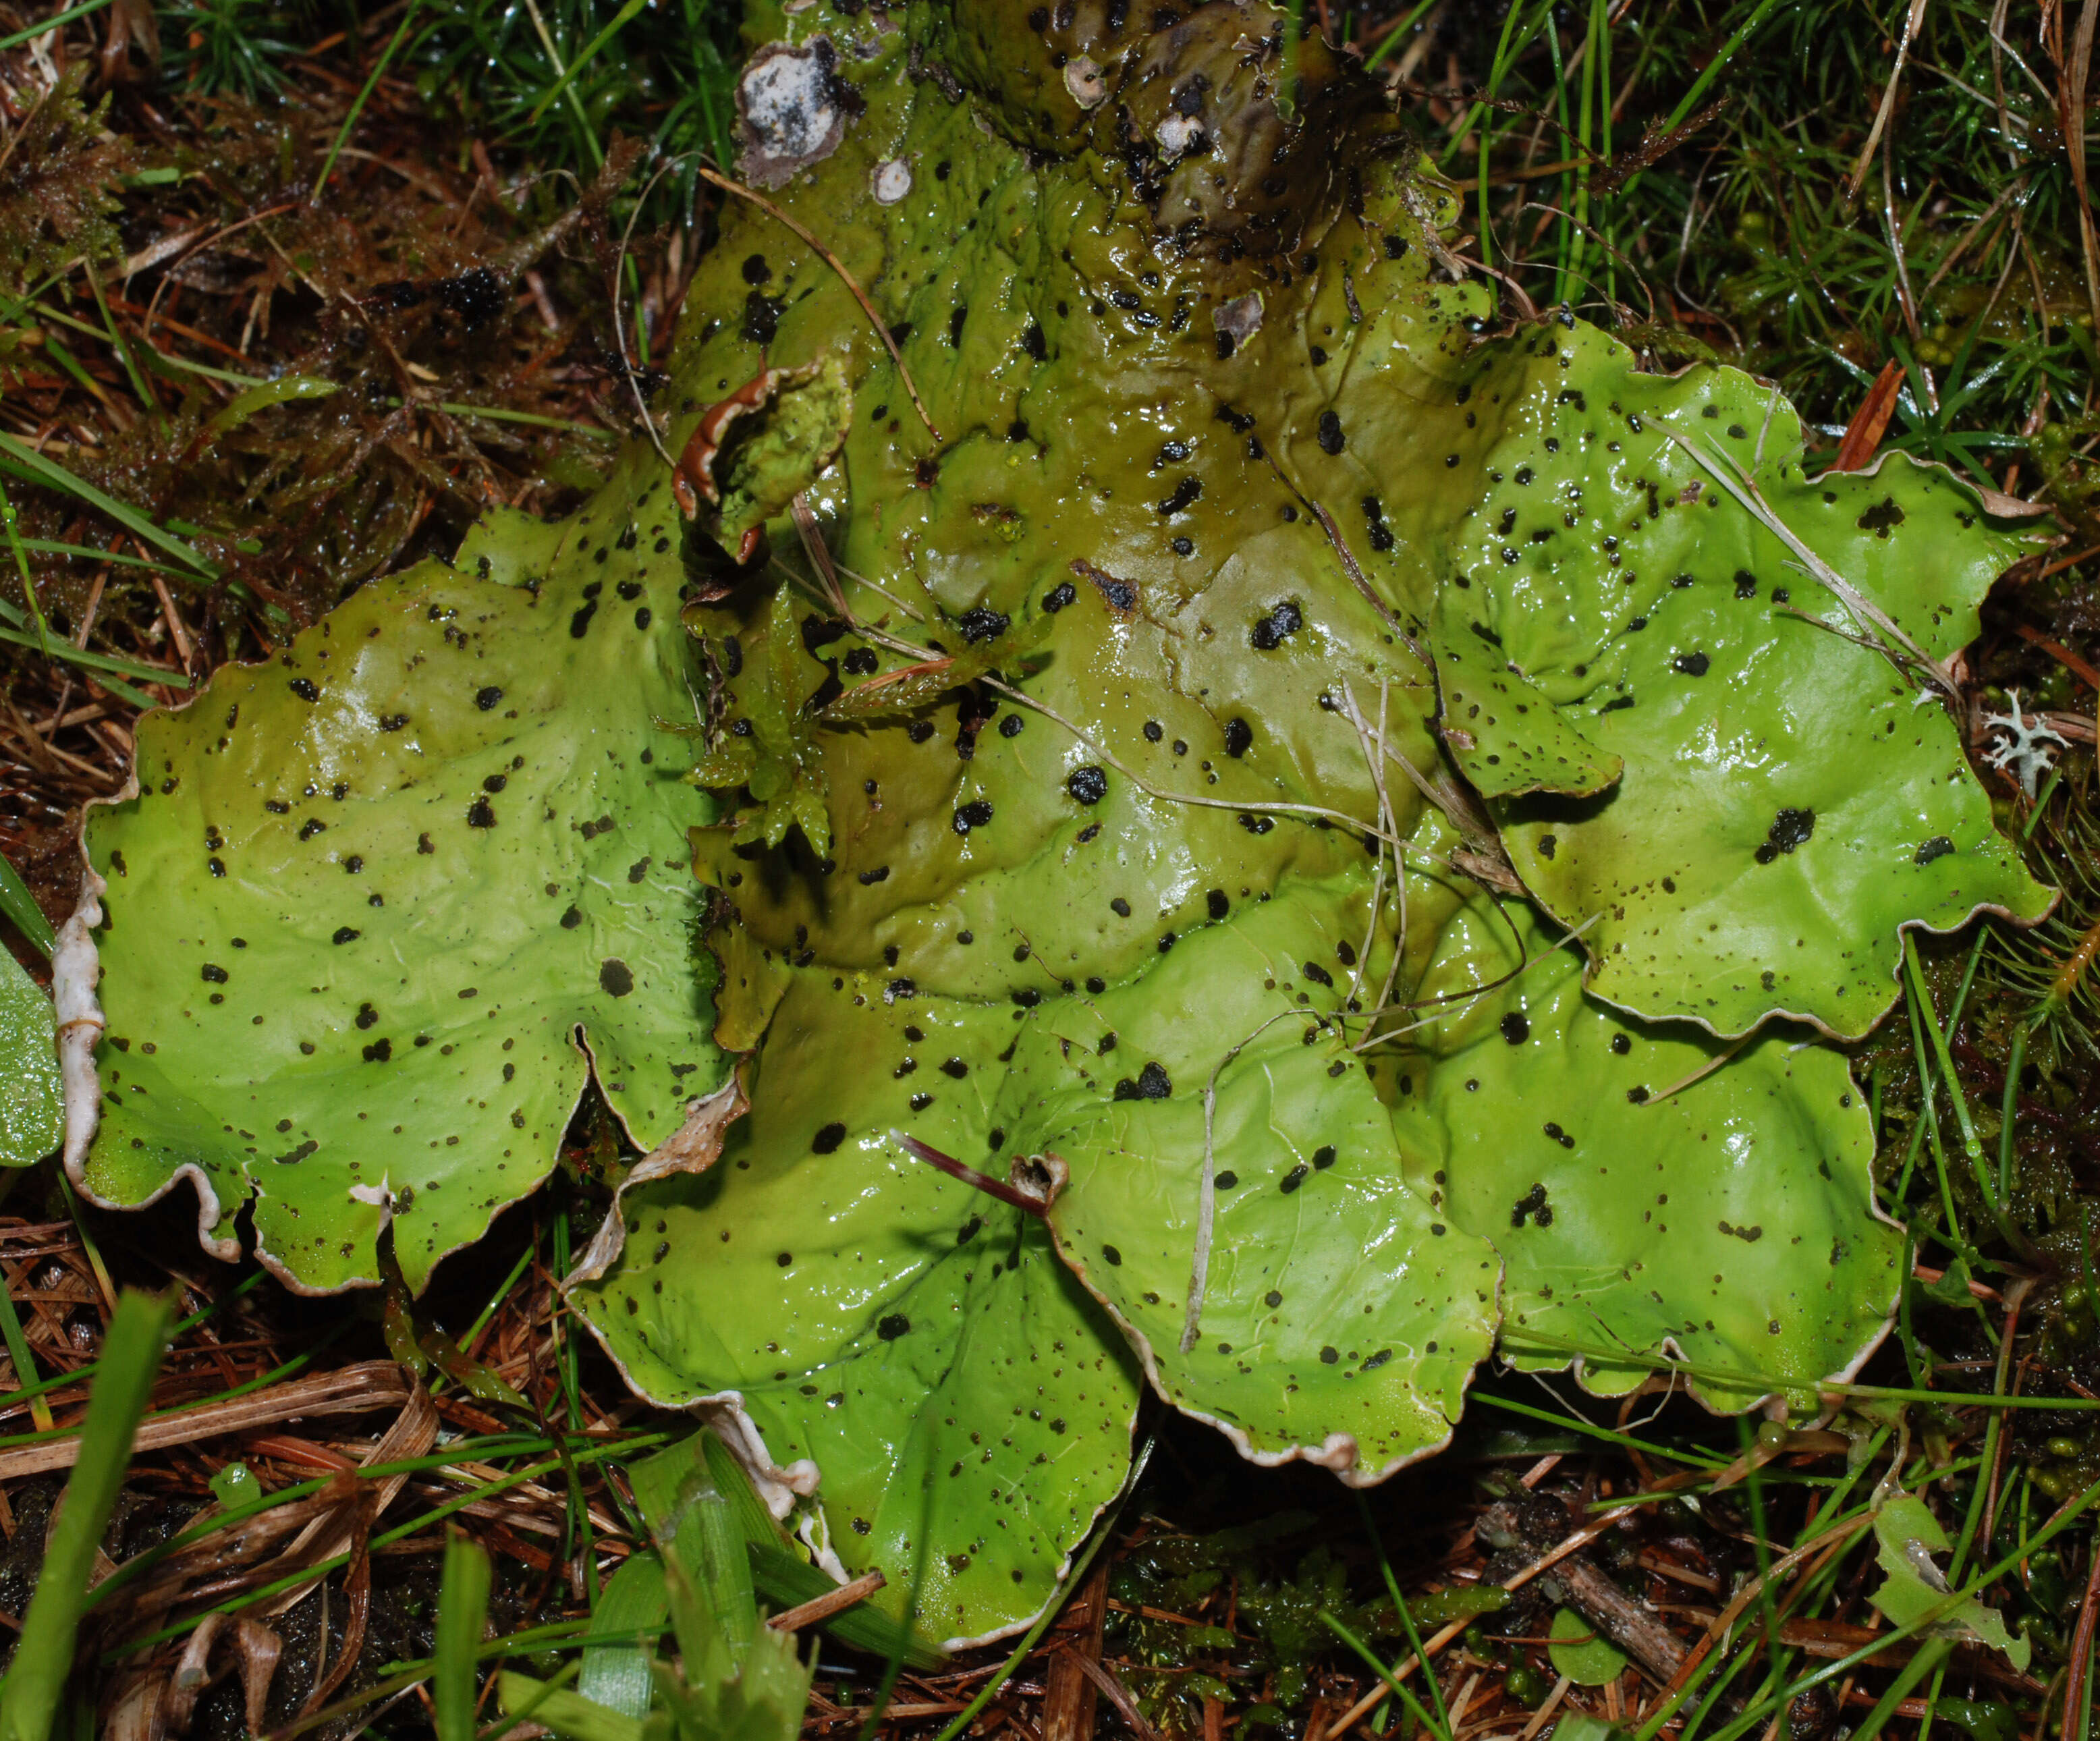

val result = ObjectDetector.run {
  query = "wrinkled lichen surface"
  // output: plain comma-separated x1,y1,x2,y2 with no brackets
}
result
73,0,2051,1646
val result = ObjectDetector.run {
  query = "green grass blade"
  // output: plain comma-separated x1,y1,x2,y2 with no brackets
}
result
315,0,431,200
1360,0,1439,72
526,0,648,124
1352,1492,1450,1738
201,376,341,440
1319,1607,1449,1741
0,435,215,582
1470,1391,1730,1469
631,1432,942,1666
0,1282,52,1435
0,0,111,51
19,539,188,576
0,625,180,708
0,1288,172,1741
498,1669,642,1741
0,480,53,658
435,1529,493,1741
1905,936,2028,1254
578,1551,667,1719
0,852,53,959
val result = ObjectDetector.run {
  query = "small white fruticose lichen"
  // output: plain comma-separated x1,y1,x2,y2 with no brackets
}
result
1981,689,2070,799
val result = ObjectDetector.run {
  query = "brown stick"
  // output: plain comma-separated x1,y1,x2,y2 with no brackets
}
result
2064,1533,2100,1741
1056,1646,1163,1741
1043,1563,1109,1741
897,1136,1048,1219
0,1361,410,1479
769,1569,885,1633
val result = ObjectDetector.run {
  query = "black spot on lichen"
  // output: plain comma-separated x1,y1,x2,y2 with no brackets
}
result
959,606,1010,643
1754,807,1815,864
1157,476,1203,516
600,959,635,997
1857,497,1906,535
1112,1061,1172,1101
1250,600,1303,649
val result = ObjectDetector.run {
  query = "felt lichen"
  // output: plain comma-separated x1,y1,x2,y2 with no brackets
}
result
71,482,723,1293
71,0,2054,1649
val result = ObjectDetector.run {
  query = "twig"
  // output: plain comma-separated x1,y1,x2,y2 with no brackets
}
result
0,1362,410,1479
893,1134,1048,1218
1847,0,1929,197
768,1568,884,1632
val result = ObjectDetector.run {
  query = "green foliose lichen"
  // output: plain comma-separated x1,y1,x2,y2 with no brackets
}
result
565,0,2045,1639
80,0,2053,1650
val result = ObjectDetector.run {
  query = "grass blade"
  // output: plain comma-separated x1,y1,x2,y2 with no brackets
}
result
0,480,52,657
435,1528,493,1741
578,1550,668,1719
498,1669,642,1741
0,1284,53,1436
0,433,216,582
314,0,431,199
0,853,53,959
0,625,180,709
0,0,111,51
526,0,648,125
0,1288,173,1741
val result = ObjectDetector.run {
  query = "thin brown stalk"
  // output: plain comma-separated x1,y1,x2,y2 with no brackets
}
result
0,1361,410,1480
769,1568,886,1633
2063,0,2100,334
1848,0,1930,197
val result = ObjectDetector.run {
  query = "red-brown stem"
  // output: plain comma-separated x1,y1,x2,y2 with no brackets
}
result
895,1134,1045,1218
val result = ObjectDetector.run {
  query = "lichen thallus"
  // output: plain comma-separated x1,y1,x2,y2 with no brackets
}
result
679,496,1603,1375
663,501,1600,1055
